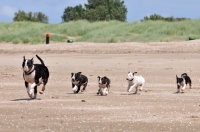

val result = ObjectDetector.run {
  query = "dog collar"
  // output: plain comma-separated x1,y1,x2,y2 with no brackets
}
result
129,78,134,81
25,66,35,75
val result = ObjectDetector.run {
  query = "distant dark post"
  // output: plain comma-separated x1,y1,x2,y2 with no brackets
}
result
46,33,50,44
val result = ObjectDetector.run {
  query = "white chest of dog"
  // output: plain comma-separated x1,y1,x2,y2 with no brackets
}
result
126,72,145,94
97,76,110,96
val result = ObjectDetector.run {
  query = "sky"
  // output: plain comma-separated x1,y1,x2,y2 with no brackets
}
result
0,0,199,24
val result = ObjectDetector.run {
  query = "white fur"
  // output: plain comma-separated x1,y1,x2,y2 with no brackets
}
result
177,78,186,92
23,60,29,72
99,87,109,96
23,65,43,98
72,85,78,92
126,72,145,94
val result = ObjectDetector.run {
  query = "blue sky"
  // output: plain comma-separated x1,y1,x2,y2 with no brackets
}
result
0,0,199,23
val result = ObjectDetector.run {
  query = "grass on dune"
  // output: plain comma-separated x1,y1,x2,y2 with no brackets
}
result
0,19,200,44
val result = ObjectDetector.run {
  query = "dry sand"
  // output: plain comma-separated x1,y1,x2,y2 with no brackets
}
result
0,40,200,132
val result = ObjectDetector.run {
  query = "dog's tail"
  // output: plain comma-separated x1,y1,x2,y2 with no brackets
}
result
36,54,45,66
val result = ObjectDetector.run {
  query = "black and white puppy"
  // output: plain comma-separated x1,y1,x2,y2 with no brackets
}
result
22,54,49,99
181,73,192,88
176,73,192,93
97,76,111,96
71,72,88,93
126,71,145,94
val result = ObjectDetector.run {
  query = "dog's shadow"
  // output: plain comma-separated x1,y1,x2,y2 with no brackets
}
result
173,92,184,94
66,93,83,94
121,93,141,95
11,98,41,101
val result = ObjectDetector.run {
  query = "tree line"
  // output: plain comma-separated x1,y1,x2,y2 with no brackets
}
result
141,14,189,22
12,0,189,23
13,10,48,23
13,0,127,23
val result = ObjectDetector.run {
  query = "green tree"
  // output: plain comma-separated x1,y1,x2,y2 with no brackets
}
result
61,0,127,22
62,4,85,22
13,10,48,23
84,0,127,21
13,10,27,21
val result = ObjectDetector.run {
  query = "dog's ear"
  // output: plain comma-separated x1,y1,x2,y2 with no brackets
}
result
71,73,73,76
23,56,25,61
77,72,82,76
31,57,34,63
176,75,178,79
134,72,137,74
103,76,108,79
97,76,100,79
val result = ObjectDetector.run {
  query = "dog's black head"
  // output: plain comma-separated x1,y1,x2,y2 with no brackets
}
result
176,75,184,89
98,76,109,85
71,72,81,82
22,56,34,73
181,73,188,78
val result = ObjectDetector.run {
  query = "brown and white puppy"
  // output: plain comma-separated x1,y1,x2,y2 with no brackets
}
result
97,76,110,96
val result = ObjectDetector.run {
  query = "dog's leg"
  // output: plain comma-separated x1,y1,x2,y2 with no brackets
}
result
133,86,138,94
189,82,192,89
128,84,136,93
181,84,186,93
75,85,81,93
40,84,46,94
97,88,100,95
25,81,32,98
72,85,78,93
139,84,144,91
103,88,108,96
33,86,37,99
30,83,37,99
177,88,180,93
40,73,49,94
127,84,131,92
81,83,87,92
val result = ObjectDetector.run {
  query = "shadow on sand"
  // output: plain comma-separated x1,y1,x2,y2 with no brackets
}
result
11,98,41,101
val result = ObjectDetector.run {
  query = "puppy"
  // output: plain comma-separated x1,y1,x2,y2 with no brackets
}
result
181,73,192,88
71,72,88,93
97,76,111,96
176,73,192,93
22,54,49,99
126,71,145,94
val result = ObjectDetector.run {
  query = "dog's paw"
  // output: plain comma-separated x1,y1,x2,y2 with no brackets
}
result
39,91,44,94
81,90,84,92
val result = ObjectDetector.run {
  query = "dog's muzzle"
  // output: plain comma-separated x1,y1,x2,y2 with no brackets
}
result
126,78,133,81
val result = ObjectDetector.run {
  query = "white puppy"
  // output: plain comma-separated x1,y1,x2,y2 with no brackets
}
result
126,71,145,94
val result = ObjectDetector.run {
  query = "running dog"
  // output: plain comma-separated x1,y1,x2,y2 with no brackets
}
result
22,54,49,99
126,71,145,94
97,76,111,96
71,72,88,93
176,73,192,93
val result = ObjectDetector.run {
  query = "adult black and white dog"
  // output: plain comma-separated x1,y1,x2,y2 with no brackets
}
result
97,76,111,96
126,71,145,94
176,73,192,93
71,72,88,93
22,54,49,99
